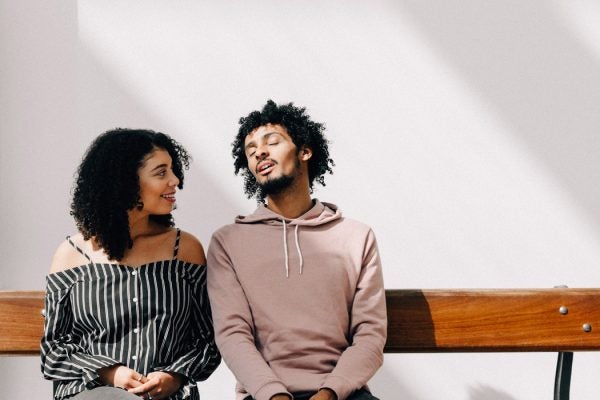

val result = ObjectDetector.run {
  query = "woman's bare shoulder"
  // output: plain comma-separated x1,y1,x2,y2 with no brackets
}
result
176,230,206,266
49,233,90,273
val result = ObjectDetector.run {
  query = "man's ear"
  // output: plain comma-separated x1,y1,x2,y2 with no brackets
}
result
299,146,312,161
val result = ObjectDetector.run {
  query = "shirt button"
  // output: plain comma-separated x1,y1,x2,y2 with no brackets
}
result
132,355,137,360
133,297,138,303
133,328,139,333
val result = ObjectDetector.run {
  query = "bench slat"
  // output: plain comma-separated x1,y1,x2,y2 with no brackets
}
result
0,291,45,355
385,288,600,352
3,289,600,355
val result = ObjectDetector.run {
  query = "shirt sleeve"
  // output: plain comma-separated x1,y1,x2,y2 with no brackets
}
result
153,266,221,382
206,232,292,400
321,229,387,400
40,276,120,388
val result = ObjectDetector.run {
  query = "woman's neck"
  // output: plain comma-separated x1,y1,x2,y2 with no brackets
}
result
127,212,163,240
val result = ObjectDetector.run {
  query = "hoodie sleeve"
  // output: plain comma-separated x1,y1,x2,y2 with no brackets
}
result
207,230,292,400
320,229,387,400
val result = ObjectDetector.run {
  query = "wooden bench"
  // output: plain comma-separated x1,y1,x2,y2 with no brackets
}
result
0,291,44,355
384,288,600,400
2,289,600,399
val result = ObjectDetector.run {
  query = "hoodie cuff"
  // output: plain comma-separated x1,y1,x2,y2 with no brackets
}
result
254,381,291,400
321,376,353,400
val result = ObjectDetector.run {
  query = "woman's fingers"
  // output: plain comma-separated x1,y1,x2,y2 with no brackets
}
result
130,372,148,386
128,378,158,395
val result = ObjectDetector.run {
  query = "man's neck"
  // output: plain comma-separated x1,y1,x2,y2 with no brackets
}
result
266,191,313,219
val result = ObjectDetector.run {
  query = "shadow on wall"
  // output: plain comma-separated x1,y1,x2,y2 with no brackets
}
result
370,291,433,399
0,357,53,400
397,0,600,230
78,34,434,400
385,290,436,351
369,364,418,399
77,36,241,241
468,384,519,400
1,22,243,400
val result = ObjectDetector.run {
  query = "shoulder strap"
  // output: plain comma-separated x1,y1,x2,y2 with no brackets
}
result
173,228,181,259
66,236,93,263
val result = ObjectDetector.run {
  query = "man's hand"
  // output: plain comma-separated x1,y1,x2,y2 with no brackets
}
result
309,388,338,400
98,365,147,390
128,371,184,399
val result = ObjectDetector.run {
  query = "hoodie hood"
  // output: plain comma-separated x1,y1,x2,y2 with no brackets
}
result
234,199,341,277
235,199,341,226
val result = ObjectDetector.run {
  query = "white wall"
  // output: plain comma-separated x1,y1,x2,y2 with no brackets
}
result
1,0,600,399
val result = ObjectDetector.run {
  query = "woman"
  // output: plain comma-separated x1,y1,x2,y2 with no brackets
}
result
41,129,221,400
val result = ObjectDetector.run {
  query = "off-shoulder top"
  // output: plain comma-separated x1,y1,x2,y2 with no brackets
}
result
40,229,221,399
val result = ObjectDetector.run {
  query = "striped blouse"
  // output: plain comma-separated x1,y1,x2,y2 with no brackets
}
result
40,229,221,400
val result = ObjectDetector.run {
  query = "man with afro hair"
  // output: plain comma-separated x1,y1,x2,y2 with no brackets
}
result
207,100,387,400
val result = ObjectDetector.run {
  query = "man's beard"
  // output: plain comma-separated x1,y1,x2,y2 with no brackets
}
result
259,174,295,196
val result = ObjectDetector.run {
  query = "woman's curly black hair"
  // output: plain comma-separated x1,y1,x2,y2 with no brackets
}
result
232,99,335,201
70,128,190,261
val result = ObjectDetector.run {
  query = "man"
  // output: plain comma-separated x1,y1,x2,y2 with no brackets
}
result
207,100,387,400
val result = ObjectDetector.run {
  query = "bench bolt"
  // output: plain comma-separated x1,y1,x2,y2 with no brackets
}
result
559,306,568,315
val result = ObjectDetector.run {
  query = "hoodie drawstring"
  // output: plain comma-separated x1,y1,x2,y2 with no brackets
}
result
282,219,289,278
281,219,304,277
294,225,304,275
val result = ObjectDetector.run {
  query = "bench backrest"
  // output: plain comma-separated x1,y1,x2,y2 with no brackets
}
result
384,288,600,352
2,289,600,354
1,288,599,400
0,291,45,355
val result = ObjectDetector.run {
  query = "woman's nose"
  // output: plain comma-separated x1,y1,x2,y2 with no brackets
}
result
169,171,180,186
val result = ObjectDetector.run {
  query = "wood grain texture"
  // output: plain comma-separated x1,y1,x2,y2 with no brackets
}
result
385,289,600,352
2,289,600,356
0,291,45,355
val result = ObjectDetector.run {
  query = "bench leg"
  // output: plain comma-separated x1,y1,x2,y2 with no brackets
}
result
554,351,573,400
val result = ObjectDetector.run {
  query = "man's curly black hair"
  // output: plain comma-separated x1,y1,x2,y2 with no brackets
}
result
232,100,334,201
70,128,190,261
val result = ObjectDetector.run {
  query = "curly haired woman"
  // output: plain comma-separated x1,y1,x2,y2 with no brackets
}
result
41,128,221,400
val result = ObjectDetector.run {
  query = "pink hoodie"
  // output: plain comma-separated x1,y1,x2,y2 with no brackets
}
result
207,200,387,400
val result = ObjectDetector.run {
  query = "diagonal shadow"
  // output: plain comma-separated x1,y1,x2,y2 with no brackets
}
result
396,0,600,230
468,384,519,400
1,15,244,399
77,26,423,399
77,35,243,244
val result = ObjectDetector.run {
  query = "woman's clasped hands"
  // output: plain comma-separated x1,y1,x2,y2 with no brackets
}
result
99,365,183,399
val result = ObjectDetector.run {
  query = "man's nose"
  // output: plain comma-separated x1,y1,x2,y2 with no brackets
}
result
255,144,268,159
